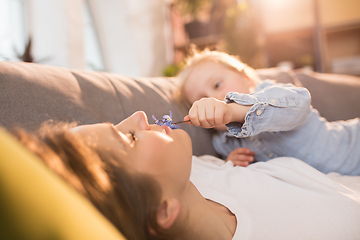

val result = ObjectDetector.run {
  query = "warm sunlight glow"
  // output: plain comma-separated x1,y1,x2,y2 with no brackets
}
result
261,0,298,11
258,0,314,33
266,0,288,7
0,0,26,61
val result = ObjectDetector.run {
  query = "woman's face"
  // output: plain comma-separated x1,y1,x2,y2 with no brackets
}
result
72,111,193,196
183,60,254,103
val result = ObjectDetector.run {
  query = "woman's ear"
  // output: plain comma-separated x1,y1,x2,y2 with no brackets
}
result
156,198,181,229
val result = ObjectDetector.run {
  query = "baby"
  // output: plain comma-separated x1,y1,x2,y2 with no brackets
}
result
176,48,360,176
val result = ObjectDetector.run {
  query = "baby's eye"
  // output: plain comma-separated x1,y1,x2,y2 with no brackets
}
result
214,81,222,89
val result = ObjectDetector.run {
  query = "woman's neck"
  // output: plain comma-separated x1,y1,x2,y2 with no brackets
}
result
178,182,236,240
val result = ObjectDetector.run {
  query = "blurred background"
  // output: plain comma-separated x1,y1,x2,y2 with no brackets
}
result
0,0,359,77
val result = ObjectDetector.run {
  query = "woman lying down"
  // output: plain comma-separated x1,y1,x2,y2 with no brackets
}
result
15,111,360,240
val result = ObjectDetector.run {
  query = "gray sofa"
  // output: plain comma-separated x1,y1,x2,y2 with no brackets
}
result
1,61,360,156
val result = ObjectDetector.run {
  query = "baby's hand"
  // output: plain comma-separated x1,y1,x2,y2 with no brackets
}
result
226,148,255,167
184,98,234,128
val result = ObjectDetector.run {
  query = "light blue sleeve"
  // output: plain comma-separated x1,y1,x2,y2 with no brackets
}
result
225,80,311,138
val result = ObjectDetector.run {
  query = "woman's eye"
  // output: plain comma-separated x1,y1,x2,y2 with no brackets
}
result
128,131,137,143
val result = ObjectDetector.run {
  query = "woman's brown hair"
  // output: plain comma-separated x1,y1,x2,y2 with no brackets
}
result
13,122,183,240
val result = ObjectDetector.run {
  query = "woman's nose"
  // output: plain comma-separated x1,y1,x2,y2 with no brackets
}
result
133,111,150,130
115,111,150,131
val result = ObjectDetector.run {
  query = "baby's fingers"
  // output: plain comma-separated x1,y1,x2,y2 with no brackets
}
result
229,159,251,167
204,105,218,127
188,104,214,128
189,105,212,127
198,105,216,128
232,148,256,156
227,154,254,163
188,105,201,126
183,115,192,124
226,148,255,167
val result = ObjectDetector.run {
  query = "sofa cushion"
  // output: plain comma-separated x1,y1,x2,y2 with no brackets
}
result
256,67,302,86
295,71,360,121
0,61,216,156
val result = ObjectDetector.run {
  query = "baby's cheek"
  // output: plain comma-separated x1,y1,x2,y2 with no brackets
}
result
215,124,227,131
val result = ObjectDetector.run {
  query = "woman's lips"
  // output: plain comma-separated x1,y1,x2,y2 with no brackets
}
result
160,125,170,135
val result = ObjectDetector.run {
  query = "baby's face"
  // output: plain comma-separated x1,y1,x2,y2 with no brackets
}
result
184,61,254,103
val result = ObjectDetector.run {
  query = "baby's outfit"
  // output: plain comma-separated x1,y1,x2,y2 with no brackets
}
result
190,155,360,240
212,80,360,175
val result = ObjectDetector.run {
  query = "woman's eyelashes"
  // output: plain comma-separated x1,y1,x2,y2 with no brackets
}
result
110,124,137,145
128,131,137,143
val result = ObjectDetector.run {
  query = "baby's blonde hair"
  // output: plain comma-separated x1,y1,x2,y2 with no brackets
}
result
175,47,261,107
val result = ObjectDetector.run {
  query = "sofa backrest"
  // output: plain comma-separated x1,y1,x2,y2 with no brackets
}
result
296,71,360,121
256,67,360,122
1,61,360,156
0,61,217,156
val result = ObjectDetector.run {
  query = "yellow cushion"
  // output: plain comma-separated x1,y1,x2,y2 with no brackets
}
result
0,127,126,240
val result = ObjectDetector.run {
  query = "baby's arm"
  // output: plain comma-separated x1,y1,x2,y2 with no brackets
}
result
184,97,251,128
185,81,311,138
225,82,311,138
